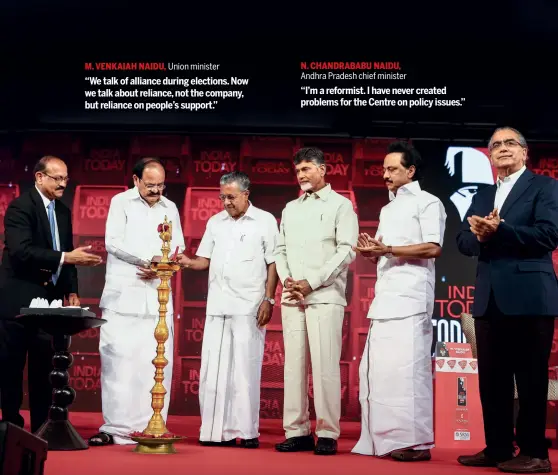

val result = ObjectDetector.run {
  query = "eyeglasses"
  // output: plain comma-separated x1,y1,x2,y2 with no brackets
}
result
140,179,166,191
42,173,70,184
489,139,525,151
219,193,244,202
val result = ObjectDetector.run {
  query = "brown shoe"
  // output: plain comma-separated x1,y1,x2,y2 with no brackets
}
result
497,455,552,473
458,450,513,467
391,449,431,461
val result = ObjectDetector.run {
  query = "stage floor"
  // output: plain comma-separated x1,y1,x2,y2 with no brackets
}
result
12,411,558,475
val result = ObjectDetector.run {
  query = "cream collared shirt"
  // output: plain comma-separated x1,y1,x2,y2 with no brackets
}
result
100,187,185,316
368,180,447,319
196,202,279,316
274,184,359,306
494,165,527,212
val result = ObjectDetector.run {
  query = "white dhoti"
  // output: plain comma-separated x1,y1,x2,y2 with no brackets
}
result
281,303,345,440
352,313,434,456
199,314,265,442
98,309,174,445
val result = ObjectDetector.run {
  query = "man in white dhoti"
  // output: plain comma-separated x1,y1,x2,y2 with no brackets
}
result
88,157,185,446
274,147,359,456
176,171,279,449
351,140,446,462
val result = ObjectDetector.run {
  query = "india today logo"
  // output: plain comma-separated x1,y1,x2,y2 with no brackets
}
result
436,359,445,369
447,359,457,369
445,147,496,220
469,361,478,370
458,360,467,370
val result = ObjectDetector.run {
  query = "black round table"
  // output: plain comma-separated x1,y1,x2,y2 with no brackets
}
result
17,308,106,451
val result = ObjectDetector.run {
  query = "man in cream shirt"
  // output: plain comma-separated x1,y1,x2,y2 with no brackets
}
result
177,171,279,448
89,157,185,446
274,147,359,456
352,141,446,462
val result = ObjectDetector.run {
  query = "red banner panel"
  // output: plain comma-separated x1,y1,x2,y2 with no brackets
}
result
548,322,558,368
241,137,297,159
129,135,189,184
73,327,101,355
353,327,370,362
181,239,209,303
260,385,284,419
262,328,285,384
528,145,558,180
0,184,20,234
69,353,102,412
341,312,351,361
241,157,296,185
346,269,355,311
250,184,300,221
0,147,20,183
183,187,222,239
73,301,101,354
74,236,107,299
170,357,201,416
352,187,388,224
188,138,241,187
21,133,77,157
72,185,128,236
76,136,129,185
356,275,376,329
299,141,353,189
178,306,205,358
352,139,396,187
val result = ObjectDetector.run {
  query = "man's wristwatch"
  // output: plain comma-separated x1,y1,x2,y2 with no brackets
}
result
263,297,275,305
384,245,394,259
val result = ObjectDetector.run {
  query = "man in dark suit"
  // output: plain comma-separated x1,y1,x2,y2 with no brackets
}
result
0,155,102,433
456,127,558,474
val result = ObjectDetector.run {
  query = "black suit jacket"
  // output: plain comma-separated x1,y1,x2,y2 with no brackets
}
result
456,169,558,317
0,187,78,319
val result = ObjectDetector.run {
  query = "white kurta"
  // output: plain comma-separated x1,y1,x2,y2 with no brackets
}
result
352,181,446,456
195,203,278,442
98,187,185,444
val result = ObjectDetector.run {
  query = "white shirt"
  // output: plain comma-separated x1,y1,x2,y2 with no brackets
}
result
196,202,278,316
274,184,358,306
100,187,185,316
35,185,65,271
494,165,527,211
368,181,447,319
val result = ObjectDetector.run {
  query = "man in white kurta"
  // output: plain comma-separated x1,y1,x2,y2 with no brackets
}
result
89,158,185,446
352,141,446,462
177,171,279,448
274,147,359,456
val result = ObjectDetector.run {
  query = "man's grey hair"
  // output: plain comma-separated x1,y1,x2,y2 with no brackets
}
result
488,126,528,149
220,171,251,191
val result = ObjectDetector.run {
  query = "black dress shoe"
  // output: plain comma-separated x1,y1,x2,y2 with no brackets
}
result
391,449,431,461
275,435,315,452
240,438,259,449
314,437,337,455
198,439,236,447
458,450,513,467
498,455,552,473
